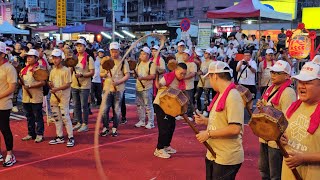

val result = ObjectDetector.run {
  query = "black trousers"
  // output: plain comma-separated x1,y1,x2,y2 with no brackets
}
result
91,82,102,105
154,104,175,149
0,110,13,151
205,158,242,180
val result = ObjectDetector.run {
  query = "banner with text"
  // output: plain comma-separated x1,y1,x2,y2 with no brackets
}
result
197,23,212,49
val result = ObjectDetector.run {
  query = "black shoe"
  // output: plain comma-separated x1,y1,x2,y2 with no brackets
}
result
100,128,109,137
120,118,127,124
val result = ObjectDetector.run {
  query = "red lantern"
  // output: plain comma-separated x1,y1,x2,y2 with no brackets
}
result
289,35,311,59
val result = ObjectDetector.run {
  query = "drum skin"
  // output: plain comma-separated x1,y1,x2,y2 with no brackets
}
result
159,88,188,117
33,66,49,81
167,59,177,71
101,56,115,71
248,106,288,141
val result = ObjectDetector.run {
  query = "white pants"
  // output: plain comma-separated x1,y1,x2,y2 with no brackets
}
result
51,104,73,138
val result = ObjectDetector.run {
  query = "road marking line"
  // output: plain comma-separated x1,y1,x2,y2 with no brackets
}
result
0,126,189,173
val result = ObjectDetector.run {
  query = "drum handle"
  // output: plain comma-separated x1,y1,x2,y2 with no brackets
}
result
276,140,302,180
108,70,118,91
18,75,33,99
182,114,216,158
133,69,145,89
47,82,61,103
72,67,82,87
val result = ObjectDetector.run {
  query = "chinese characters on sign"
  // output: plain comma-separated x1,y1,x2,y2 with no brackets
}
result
217,26,240,33
197,23,212,49
289,35,311,59
56,0,66,27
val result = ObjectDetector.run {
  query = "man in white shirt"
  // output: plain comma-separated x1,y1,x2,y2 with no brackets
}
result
209,41,218,56
225,43,238,62
267,36,274,49
228,36,239,48
91,49,104,106
217,43,226,61
236,50,257,110
235,29,243,42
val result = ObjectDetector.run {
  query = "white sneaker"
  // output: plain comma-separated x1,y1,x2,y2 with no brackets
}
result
175,116,183,120
188,117,193,121
164,146,177,154
145,123,155,129
154,149,171,159
77,124,88,132
135,121,146,128
11,106,18,113
73,123,81,131
3,154,16,167
49,136,65,145
203,111,209,117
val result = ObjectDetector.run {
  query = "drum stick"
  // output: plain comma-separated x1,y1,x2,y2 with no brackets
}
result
18,75,33,99
72,67,81,87
108,70,117,91
276,141,302,180
182,114,216,158
133,69,145,89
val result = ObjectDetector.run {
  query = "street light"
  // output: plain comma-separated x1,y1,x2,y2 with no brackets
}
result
114,31,124,39
101,32,112,39
122,30,135,38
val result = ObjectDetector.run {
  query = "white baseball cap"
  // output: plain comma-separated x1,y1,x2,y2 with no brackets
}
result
266,49,274,54
178,42,185,46
268,60,291,75
109,42,120,50
97,49,105,53
141,46,151,54
26,49,39,57
57,40,64,44
183,49,192,56
75,39,87,46
0,42,7,54
203,61,233,78
51,49,63,57
151,45,160,50
292,62,320,81
312,55,320,65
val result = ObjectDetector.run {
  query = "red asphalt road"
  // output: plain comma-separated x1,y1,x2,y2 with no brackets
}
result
0,105,260,180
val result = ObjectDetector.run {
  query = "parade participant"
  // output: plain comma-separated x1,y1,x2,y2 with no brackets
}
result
256,60,296,180
195,49,213,117
153,62,187,158
91,49,104,106
134,47,156,129
0,42,17,166
176,49,196,121
194,61,244,180
48,49,75,147
100,42,130,137
236,50,257,110
71,39,95,132
175,41,186,63
258,49,275,94
280,62,320,180
20,49,46,143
